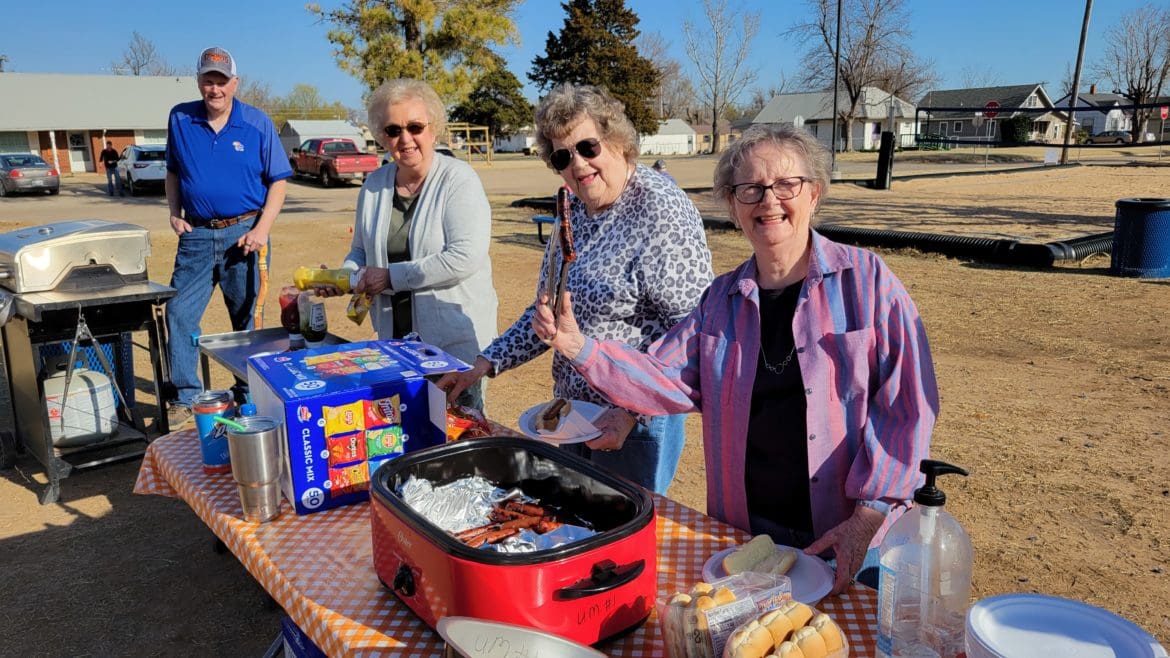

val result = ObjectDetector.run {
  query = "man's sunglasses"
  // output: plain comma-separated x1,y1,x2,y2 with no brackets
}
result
384,122,428,138
550,138,602,171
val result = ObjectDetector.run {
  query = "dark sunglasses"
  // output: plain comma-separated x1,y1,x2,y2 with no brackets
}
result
384,122,428,139
550,138,602,171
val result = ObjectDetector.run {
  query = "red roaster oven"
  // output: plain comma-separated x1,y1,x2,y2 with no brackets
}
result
370,437,657,646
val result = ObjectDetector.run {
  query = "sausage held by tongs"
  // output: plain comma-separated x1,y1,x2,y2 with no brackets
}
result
552,185,576,320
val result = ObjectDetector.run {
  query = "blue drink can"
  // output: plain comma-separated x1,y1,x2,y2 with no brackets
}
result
193,390,233,474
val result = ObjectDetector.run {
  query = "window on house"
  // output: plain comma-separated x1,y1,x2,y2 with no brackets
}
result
954,121,963,133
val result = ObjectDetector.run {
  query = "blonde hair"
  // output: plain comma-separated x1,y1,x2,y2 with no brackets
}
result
534,84,639,168
368,79,448,142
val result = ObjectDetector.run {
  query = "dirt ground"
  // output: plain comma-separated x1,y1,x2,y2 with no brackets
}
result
0,152,1167,655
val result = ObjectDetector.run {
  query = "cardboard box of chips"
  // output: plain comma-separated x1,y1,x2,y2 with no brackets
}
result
248,340,469,515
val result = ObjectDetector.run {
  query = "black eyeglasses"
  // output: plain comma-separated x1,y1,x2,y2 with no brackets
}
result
384,122,428,139
550,138,602,171
731,177,811,204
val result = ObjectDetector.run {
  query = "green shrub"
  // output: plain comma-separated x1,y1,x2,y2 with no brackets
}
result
1000,115,1034,143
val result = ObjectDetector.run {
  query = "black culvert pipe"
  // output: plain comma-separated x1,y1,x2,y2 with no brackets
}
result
817,224,1114,267
1045,231,1115,262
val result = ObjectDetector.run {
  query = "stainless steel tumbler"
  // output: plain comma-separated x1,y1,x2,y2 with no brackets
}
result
225,415,285,522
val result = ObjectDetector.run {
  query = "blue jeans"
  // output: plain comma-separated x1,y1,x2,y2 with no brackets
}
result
166,222,259,408
105,168,122,196
568,413,686,495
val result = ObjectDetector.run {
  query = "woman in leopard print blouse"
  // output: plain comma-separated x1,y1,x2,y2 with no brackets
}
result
439,84,713,494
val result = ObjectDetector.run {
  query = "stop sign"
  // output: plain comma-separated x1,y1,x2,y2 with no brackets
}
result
1161,106,1169,120
984,101,1000,119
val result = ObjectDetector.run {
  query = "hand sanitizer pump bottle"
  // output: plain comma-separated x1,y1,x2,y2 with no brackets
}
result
876,459,973,658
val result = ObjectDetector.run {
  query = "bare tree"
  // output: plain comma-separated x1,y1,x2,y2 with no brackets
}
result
960,65,1000,90
789,0,934,151
1092,3,1170,142
237,78,275,110
114,32,160,75
637,31,697,120
683,0,760,153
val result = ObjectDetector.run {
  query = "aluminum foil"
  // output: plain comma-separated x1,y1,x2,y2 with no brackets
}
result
399,475,524,534
398,475,597,551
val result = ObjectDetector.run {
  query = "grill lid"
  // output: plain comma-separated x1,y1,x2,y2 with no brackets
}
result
0,220,151,294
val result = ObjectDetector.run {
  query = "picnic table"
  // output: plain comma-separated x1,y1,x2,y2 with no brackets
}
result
134,429,880,657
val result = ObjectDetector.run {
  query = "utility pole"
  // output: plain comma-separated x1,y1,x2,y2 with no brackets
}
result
1061,0,1093,165
830,0,842,176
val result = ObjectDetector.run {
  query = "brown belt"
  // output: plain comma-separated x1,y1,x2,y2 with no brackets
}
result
206,210,259,229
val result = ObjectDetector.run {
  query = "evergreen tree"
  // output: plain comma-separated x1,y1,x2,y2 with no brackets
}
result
309,0,521,103
451,68,534,139
529,0,661,135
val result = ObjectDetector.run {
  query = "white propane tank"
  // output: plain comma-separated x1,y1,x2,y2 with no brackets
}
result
42,367,117,447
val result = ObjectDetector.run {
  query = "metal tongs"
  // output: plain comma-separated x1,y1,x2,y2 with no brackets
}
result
543,186,577,321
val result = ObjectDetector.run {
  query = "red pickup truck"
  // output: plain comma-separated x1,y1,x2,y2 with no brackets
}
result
289,138,381,187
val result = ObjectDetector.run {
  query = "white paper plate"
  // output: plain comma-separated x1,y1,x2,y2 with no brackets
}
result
517,400,604,444
702,544,835,605
966,593,1168,658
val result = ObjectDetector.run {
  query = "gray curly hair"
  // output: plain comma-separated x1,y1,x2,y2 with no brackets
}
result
534,84,639,169
713,125,832,226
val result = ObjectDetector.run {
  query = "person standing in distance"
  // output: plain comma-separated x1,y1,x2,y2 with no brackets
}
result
99,141,123,196
163,47,291,427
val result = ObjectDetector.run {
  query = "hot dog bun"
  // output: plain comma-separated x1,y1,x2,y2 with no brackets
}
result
722,535,800,577
780,600,814,629
728,620,774,658
537,398,571,431
809,613,845,653
759,608,796,646
722,534,775,575
773,640,806,657
792,626,828,658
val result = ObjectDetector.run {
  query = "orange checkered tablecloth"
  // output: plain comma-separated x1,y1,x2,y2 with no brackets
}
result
135,429,879,657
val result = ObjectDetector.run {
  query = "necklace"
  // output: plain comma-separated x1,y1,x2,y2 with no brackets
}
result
760,344,797,375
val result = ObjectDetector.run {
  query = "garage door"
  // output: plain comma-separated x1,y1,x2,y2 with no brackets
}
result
142,130,167,145
0,132,31,153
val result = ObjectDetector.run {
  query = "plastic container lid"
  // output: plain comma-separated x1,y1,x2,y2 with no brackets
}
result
966,593,1168,658
437,617,605,657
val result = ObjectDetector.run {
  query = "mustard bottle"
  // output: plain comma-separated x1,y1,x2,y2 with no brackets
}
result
293,266,357,293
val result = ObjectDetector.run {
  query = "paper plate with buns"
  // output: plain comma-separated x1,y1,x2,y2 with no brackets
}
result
703,535,835,605
518,399,604,444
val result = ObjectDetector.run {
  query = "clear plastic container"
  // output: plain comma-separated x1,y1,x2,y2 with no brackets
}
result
717,600,850,658
293,266,357,293
656,572,793,658
876,460,973,658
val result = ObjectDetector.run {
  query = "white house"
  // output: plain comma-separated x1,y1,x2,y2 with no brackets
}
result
1051,86,1133,136
640,119,696,155
753,87,917,150
493,126,537,154
0,73,196,174
280,120,367,156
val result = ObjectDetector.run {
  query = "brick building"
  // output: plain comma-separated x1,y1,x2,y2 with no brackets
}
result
0,73,196,174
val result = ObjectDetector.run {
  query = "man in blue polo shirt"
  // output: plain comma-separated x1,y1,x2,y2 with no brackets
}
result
164,46,292,427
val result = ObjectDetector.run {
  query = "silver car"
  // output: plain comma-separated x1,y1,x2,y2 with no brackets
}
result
117,144,167,196
0,153,60,197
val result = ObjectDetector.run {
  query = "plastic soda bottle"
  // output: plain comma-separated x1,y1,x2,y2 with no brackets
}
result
876,459,973,658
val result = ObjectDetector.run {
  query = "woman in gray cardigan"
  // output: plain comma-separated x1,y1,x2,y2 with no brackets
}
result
340,79,498,410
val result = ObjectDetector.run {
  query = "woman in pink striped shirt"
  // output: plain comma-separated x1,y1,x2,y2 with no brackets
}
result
534,125,939,594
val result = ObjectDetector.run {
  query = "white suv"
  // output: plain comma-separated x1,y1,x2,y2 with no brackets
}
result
117,145,167,196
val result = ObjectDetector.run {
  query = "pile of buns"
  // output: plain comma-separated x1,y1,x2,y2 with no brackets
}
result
725,601,846,658
722,534,798,577
661,581,738,658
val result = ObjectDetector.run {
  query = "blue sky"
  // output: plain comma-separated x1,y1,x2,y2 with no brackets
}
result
0,1,1149,112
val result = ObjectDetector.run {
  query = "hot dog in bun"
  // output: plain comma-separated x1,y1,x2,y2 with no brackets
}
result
537,398,571,432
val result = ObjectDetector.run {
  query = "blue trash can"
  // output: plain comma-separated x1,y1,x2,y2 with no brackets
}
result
1111,198,1170,278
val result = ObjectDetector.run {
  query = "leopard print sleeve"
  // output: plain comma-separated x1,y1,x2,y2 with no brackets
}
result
481,165,712,403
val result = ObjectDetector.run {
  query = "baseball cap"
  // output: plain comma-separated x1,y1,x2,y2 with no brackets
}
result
197,47,237,77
